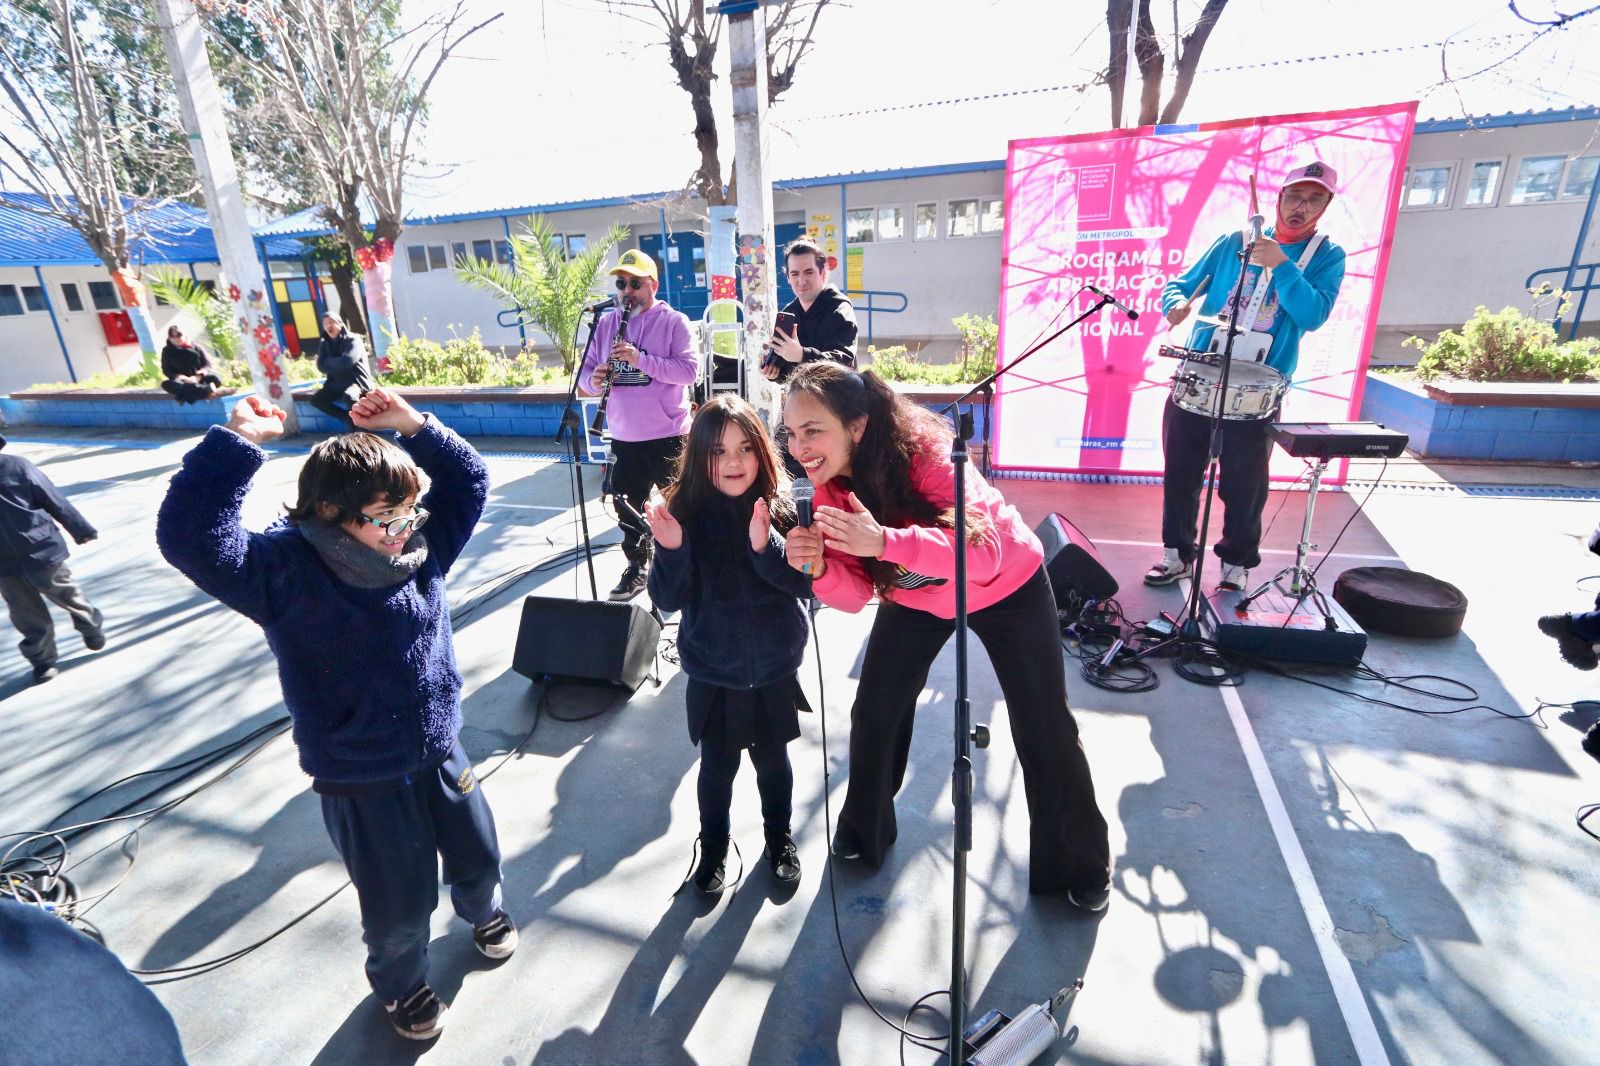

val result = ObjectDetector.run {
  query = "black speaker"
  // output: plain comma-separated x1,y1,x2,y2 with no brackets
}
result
512,596,661,691
1033,513,1118,611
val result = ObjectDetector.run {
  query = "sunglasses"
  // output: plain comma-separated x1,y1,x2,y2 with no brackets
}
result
354,506,429,537
615,276,650,291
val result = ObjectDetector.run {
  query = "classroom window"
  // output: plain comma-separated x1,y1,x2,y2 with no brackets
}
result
566,234,588,256
915,202,938,240
1402,164,1454,209
980,198,1005,233
451,241,468,265
876,206,904,241
846,207,875,243
88,281,119,309
61,283,83,311
0,285,21,316
426,245,447,270
948,198,979,237
22,285,46,312
407,245,429,273
494,240,511,264
1561,156,1599,200
1464,160,1503,207
1510,156,1565,204
471,239,494,263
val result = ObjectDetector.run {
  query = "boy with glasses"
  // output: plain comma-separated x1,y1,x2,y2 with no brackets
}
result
1147,162,1347,592
578,248,698,600
157,389,515,1042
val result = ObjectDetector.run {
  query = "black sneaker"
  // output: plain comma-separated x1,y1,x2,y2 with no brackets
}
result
1537,614,1599,670
609,561,648,601
765,830,801,883
472,909,518,960
385,984,448,1040
693,834,729,895
32,664,57,684
1066,883,1111,913
830,829,862,861
82,629,106,652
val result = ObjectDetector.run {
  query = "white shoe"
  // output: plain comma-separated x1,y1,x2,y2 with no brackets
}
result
1143,547,1190,587
1217,564,1249,591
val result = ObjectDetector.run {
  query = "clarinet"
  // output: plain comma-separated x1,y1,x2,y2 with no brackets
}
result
590,301,632,435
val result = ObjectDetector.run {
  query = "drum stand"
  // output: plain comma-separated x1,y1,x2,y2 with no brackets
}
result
1237,455,1339,628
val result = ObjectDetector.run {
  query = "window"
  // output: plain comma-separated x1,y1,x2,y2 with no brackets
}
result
451,241,468,265
407,245,429,273
846,207,875,243
88,281,119,309
1511,155,1565,204
0,285,21,316
1401,164,1454,209
876,206,904,241
61,283,83,311
948,198,979,237
915,202,938,240
980,197,1005,233
472,239,495,263
494,240,511,264
566,234,588,256
426,245,447,270
22,285,46,312
1464,160,1503,207
1562,156,1599,200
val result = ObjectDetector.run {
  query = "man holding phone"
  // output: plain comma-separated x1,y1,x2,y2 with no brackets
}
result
761,237,858,386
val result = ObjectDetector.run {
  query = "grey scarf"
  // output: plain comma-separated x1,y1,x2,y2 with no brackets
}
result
298,519,430,589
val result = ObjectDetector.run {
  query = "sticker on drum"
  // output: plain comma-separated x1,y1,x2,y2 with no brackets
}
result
1170,359,1287,421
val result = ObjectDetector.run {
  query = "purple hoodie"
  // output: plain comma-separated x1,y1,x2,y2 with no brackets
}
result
578,299,698,442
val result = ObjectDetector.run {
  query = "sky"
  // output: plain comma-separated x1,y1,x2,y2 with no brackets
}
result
402,0,1600,216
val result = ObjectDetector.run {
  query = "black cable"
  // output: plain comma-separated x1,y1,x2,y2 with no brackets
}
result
1579,802,1600,842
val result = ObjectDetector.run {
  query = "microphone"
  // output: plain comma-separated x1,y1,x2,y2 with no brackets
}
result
790,477,815,574
585,296,617,312
1247,214,1265,244
1084,284,1139,320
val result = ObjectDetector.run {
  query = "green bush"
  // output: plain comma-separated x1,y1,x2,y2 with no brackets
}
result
380,330,566,387
866,344,977,385
1405,287,1600,383
953,313,998,380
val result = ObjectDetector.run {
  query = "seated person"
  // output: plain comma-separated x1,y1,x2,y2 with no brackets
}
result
159,324,223,404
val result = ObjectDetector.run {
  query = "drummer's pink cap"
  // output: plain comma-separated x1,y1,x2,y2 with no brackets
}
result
1281,161,1337,195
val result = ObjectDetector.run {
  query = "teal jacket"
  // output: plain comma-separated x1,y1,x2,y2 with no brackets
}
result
1161,227,1346,380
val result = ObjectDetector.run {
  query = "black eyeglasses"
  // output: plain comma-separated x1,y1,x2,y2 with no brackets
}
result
354,507,429,537
615,277,649,291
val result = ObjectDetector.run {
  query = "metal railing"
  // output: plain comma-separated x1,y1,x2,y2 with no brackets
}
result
841,288,908,346
1525,263,1600,339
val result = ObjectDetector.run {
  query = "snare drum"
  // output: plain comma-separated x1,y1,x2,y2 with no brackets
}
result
1170,358,1287,421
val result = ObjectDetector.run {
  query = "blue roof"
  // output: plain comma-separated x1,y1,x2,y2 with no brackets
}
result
0,193,301,267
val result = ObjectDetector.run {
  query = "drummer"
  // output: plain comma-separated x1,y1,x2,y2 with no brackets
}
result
1146,161,1348,591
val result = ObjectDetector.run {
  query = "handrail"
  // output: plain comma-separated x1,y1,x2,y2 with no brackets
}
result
840,288,908,346
1525,262,1600,339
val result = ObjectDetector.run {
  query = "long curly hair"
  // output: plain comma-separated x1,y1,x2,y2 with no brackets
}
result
665,393,795,530
783,362,987,595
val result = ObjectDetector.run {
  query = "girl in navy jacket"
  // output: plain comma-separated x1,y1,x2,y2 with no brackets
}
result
645,394,812,894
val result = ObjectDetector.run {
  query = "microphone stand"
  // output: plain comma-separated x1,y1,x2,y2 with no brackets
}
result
555,304,609,600
937,291,1117,1065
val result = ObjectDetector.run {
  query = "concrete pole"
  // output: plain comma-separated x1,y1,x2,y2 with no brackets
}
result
155,0,300,431
723,0,779,417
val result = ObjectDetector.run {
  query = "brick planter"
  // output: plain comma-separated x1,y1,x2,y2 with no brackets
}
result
1359,374,1600,461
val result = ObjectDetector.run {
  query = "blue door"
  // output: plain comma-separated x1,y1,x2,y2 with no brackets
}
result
639,231,709,322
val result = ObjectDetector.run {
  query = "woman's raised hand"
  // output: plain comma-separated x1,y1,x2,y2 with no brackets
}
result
813,492,886,558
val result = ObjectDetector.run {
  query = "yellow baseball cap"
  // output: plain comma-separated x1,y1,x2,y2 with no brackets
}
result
609,249,659,280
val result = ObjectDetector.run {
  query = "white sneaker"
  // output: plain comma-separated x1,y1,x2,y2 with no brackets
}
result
1143,547,1190,587
1217,564,1249,591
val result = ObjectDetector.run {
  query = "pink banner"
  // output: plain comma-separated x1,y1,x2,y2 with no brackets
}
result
993,103,1415,480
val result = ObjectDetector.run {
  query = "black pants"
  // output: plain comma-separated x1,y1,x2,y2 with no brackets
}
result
1160,399,1276,570
836,566,1111,894
610,435,683,563
319,741,503,1003
308,363,375,432
161,374,222,405
698,739,794,838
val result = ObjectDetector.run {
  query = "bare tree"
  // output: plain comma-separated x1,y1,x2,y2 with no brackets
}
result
200,0,501,359
1104,0,1228,128
0,0,199,374
602,0,831,205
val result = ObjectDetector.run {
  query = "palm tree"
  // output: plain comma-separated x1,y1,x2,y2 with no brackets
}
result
454,216,632,373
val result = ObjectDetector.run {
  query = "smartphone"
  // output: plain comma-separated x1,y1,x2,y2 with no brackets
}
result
774,310,797,336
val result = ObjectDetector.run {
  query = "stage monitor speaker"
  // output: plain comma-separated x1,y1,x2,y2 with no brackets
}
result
1033,513,1119,611
512,596,661,691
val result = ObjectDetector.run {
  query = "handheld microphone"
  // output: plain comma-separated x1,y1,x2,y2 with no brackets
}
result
791,477,815,574
1247,214,1266,244
1084,284,1139,320
585,296,617,312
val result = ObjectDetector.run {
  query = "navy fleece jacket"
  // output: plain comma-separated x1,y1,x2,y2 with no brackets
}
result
156,417,487,785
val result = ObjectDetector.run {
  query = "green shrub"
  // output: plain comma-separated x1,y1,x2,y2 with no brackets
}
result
380,330,565,387
866,344,977,385
953,313,998,380
1405,287,1600,383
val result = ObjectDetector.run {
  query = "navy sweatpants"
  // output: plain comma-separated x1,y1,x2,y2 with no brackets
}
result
319,740,503,1003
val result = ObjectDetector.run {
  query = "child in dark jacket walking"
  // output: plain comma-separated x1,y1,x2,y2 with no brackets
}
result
645,395,813,894
156,391,514,1042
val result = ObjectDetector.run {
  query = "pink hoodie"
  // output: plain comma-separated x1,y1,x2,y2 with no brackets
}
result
810,442,1042,619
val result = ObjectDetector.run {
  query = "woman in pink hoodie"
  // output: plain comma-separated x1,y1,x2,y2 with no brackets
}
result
782,363,1111,908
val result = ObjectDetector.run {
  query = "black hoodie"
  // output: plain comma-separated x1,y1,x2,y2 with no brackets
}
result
769,286,858,384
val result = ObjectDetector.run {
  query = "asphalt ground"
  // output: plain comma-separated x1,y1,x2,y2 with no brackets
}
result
3,426,1598,1066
